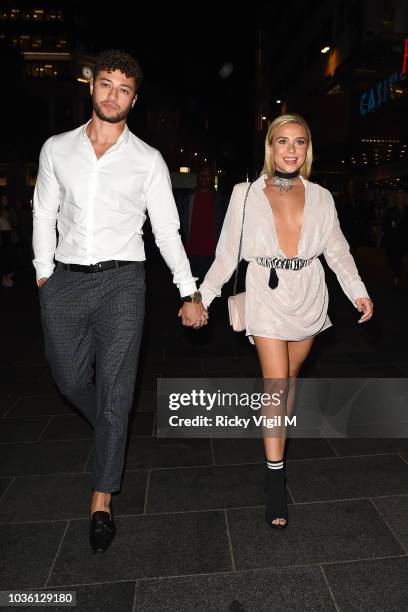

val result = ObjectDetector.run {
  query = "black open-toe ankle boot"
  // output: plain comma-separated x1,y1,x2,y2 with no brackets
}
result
264,462,288,530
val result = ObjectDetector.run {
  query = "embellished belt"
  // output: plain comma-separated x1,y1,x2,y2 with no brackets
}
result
256,256,314,289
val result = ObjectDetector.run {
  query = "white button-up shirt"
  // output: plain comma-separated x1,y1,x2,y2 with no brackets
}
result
32,121,197,296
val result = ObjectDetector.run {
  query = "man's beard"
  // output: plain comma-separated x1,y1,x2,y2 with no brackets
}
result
92,98,130,124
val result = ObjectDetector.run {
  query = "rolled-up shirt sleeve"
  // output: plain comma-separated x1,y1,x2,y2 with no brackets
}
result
144,151,197,297
323,193,370,305
32,138,60,281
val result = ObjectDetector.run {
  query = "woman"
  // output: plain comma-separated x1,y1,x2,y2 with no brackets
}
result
198,114,373,529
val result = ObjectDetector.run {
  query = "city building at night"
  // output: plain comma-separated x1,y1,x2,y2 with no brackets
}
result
0,3,96,203
254,0,408,202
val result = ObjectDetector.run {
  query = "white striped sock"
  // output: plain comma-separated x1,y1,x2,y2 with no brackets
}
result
267,460,284,470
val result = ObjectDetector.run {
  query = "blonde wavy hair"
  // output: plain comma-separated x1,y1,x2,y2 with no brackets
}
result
261,113,313,179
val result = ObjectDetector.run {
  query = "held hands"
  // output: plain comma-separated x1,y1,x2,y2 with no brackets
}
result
355,297,374,323
178,302,209,329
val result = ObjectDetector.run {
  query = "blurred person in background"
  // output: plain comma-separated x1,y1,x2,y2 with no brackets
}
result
180,166,227,283
382,189,408,288
0,196,14,288
16,198,34,254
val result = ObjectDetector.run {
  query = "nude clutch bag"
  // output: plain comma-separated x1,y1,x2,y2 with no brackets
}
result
228,292,246,332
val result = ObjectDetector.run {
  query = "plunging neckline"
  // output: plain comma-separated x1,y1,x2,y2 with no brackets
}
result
262,174,308,259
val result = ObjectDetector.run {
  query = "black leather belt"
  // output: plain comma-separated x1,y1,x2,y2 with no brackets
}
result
56,260,135,273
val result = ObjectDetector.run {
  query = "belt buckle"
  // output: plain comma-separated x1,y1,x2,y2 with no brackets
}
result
86,262,102,273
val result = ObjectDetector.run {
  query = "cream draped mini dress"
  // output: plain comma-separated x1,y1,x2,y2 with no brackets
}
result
199,174,370,343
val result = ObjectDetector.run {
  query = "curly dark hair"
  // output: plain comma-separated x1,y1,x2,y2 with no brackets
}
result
93,49,143,91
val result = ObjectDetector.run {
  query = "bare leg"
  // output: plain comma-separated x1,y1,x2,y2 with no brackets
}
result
254,336,315,527
287,337,315,417
254,337,289,460
254,337,289,526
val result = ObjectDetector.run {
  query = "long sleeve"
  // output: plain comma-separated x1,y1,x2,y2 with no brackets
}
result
144,151,196,297
200,183,246,308
323,193,370,304
32,138,60,281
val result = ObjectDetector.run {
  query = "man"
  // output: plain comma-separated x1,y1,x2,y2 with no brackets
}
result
180,166,227,282
33,49,207,552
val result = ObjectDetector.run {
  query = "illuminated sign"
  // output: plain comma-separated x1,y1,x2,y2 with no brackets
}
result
359,37,407,116
359,71,402,115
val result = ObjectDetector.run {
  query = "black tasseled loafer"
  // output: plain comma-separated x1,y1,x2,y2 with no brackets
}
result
89,509,115,552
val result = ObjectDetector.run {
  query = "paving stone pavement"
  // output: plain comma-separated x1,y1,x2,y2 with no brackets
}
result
0,249,407,611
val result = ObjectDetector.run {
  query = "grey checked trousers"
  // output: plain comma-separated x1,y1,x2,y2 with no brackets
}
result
39,262,145,492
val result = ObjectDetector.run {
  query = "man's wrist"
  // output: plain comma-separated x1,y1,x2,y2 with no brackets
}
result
35,264,54,283
181,290,202,304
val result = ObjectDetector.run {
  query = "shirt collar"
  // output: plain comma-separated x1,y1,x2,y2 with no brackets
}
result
253,174,268,190
80,119,130,149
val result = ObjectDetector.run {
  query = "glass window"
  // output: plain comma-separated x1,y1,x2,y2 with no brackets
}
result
32,35,42,48
46,9,64,21
27,63,40,78
25,61,65,79
33,9,44,21
56,36,67,49
44,64,53,77
19,34,30,49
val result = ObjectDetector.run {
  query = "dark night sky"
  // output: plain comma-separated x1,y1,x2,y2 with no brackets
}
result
71,3,257,170
73,4,255,95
